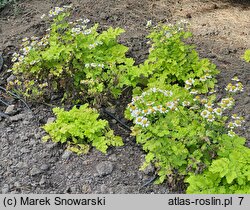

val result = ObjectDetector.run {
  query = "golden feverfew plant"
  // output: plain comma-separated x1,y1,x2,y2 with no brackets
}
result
9,6,135,103
43,104,123,154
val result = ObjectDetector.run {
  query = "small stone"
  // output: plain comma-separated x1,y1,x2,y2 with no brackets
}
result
75,171,81,178
82,184,91,193
2,184,9,194
96,161,113,176
14,181,21,188
4,105,16,115
40,164,50,171
20,147,30,154
46,117,55,124
30,167,42,176
9,113,26,122
16,162,28,168
108,154,117,161
23,120,30,125
39,175,46,185
61,150,72,160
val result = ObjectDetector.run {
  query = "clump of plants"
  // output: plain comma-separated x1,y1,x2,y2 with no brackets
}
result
9,6,135,104
125,22,249,193
135,21,219,93
43,104,123,154
8,6,250,193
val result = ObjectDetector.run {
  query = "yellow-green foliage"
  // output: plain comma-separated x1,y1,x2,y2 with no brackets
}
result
244,50,250,62
186,135,250,193
43,104,123,154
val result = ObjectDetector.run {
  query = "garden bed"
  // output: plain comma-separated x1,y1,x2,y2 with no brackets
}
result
0,0,250,194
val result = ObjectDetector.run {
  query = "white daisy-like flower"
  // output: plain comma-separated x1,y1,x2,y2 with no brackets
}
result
200,98,208,104
208,89,217,94
213,108,222,116
150,87,158,93
88,44,95,49
146,20,152,28
98,64,104,68
184,84,191,90
141,117,150,127
30,60,39,65
182,101,190,107
227,122,235,129
83,19,90,24
228,130,236,137
207,114,215,122
18,55,25,62
71,27,81,34
231,76,240,82
85,63,90,68
219,97,234,109
142,109,150,115
236,82,244,92
185,78,195,86
11,57,18,62
166,101,176,110
201,110,210,118
159,107,168,114
22,46,31,55
205,73,212,79
233,119,243,127
83,29,92,35
63,5,72,9
41,14,46,19
49,7,64,17
204,102,213,108
190,89,198,94
200,76,207,82
135,116,143,124
90,63,97,68
30,41,38,47
131,109,142,118
22,37,29,42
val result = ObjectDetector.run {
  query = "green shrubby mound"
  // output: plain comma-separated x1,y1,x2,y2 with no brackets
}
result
43,104,123,155
9,6,135,104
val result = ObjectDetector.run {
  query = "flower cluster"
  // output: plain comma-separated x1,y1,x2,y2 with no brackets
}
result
227,114,245,137
184,78,195,90
85,63,104,68
225,82,244,93
48,7,65,17
218,97,234,110
199,73,212,82
200,106,223,122
127,88,178,127
88,41,103,49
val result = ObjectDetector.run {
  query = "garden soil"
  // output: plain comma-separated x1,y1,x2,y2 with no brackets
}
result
0,0,250,193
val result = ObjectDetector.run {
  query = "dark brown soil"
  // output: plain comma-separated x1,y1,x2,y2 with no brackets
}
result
0,0,249,194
